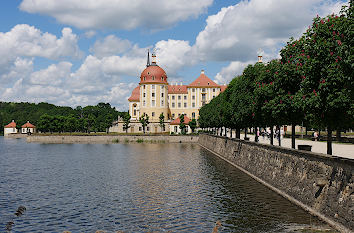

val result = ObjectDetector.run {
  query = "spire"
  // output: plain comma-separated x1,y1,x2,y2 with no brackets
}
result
151,52,157,65
146,49,150,67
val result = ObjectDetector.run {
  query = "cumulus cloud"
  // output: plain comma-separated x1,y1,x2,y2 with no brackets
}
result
155,39,195,75
90,35,132,58
19,0,213,30
195,0,347,62
214,61,254,84
29,62,72,85
0,24,82,72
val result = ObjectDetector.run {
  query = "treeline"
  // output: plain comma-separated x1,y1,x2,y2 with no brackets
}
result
199,5,353,155
0,102,125,134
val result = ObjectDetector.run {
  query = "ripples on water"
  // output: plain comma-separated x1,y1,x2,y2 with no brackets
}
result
0,137,332,232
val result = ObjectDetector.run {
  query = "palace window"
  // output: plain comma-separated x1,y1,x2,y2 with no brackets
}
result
152,112,155,117
213,88,215,92
178,95,181,100
143,85,146,89
161,93,164,97
184,103,187,108
143,93,146,97
161,85,164,90
202,88,206,92
192,103,195,108
192,95,195,100
147,127,150,131
192,88,195,92
152,92,155,97
172,113,175,119
139,127,142,131
161,100,164,106
152,85,155,89
143,100,146,106
172,95,175,100
184,95,187,100
178,103,181,108
152,100,155,106
172,103,175,108
134,109,136,116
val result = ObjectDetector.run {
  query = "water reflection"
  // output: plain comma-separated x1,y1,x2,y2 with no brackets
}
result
0,137,332,232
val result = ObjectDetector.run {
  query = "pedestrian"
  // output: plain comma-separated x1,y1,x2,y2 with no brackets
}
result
314,131,318,141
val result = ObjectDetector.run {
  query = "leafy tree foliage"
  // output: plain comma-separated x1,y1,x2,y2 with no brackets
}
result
159,113,165,131
122,113,131,133
198,4,353,154
139,113,149,134
179,114,186,134
189,119,197,133
1,102,123,134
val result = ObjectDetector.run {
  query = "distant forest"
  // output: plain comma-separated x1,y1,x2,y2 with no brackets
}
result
0,102,125,135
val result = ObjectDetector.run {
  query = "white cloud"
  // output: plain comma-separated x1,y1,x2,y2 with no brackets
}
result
214,61,254,84
195,0,348,62
0,24,82,72
90,35,132,58
29,62,72,85
20,0,213,30
155,39,195,76
84,30,96,38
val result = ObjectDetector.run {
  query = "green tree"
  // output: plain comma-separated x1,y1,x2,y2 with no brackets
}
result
189,119,197,133
139,113,149,134
37,114,53,133
297,5,353,154
179,114,186,134
123,113,131,133
159,113,165,132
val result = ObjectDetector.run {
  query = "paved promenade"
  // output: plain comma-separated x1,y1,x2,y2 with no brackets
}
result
225,132,354,160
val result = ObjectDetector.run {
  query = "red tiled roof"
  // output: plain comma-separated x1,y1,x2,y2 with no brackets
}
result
170,115,191,125
128,86,140,102
139,65,168,84
220,85,227,92
188,71,220,88
4,121,16,128
168,85,188,94
22,122,36,128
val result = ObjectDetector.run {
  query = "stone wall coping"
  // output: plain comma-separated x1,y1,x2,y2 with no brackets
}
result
201,133,354,166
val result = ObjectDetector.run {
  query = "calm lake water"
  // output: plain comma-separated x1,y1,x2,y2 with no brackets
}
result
0,137,332,232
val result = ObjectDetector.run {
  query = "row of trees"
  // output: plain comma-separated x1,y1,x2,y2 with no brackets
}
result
1,102,124,134
199,4,353,155
121,112,197,134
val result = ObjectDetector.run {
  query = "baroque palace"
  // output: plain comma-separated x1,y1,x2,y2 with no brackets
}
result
109,52,227,133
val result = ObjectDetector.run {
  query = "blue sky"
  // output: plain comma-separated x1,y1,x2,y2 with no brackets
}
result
0,0,347,110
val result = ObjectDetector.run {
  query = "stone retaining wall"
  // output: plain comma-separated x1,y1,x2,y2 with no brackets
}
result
199,134,353,232
27,135,199,144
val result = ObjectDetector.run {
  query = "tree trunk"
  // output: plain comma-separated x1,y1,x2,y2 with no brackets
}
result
230,129,233,138
277,125,281,146
291,124,295,149
327,127,332,155
244,128,247,139
336,129,341,142
270,127,274,145
255,126,259,142
305,127,308,136
236,129,240,139
224,128,227,137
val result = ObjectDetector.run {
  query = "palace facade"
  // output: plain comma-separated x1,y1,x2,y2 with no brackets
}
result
109,53,227,133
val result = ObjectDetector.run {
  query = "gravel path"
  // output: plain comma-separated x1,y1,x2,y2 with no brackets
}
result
224,132,354,159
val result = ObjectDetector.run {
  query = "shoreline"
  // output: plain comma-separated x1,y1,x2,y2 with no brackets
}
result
26,135,199,144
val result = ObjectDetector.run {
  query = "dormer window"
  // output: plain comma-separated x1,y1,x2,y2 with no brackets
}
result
152,76,155,80
147,72,150,75
161,76,164,81
143,76,146,81
208,82,210,85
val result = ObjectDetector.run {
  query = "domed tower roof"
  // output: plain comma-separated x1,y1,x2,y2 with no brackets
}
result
139,52,168,85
